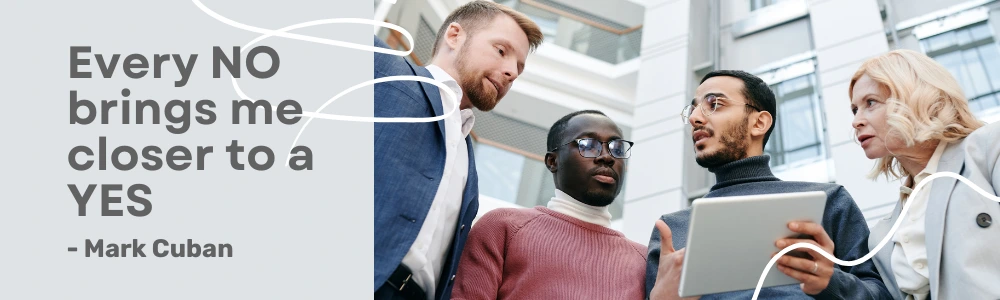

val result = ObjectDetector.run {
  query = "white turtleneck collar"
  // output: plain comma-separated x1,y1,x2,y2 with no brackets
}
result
546,189,612,227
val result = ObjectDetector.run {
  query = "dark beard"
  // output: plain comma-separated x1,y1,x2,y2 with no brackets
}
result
455,42,499,111
695,114,750,168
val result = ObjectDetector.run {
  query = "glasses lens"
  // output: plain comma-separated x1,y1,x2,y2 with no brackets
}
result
705,95,719,115
610,140,631,158
577,139,599,157
681,105,693,124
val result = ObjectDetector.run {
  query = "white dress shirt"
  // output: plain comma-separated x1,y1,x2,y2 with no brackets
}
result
893,141,948,300
546,189,613,227
400,64,475,300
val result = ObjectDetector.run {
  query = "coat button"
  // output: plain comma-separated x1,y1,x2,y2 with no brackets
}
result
977,213,992,228
451,275,456,281
460,224,466,232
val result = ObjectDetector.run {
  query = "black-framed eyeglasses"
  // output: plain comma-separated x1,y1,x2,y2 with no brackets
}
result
549,138,633,159
680,94,763,125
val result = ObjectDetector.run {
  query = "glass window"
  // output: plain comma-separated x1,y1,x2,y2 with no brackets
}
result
750,0,792,11
923,22,1000,114
475,143,526,202
411,17,436,66
978,43,1000,94
764,74,824,168
923,31,956,53
970,23,992,40
498,0,642,64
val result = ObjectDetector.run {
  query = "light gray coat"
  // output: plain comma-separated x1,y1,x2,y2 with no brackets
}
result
868,121,1000,300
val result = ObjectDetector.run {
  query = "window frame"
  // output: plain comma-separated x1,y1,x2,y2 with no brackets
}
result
919,22,1000,114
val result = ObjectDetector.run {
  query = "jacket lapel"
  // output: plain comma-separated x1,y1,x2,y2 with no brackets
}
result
407,61,447,140
924,140,965,300
461,135,478,215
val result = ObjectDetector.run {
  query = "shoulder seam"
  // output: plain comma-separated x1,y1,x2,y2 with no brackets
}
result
627,240,648,261
504,212,547,255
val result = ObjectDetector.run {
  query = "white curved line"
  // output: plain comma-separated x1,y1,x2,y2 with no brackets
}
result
191,0,412,56
751,171,1000,300
229,18,415,102
287,76,459,165
191,0,460,165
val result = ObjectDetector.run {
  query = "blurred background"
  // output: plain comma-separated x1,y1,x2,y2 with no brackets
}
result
375,0,1000,243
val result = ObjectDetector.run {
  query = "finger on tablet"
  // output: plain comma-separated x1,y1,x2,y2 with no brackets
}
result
788,221,834,247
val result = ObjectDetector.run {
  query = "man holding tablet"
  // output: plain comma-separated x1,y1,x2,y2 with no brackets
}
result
645,70,892,299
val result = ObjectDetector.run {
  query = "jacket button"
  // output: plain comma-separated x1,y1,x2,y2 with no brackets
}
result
451,275,456,281
460,224,466,231
977,213,992,228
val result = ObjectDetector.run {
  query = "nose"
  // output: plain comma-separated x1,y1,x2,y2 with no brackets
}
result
852,112,866,130
689,105,706,126
503,60,518,82
594,142,616,165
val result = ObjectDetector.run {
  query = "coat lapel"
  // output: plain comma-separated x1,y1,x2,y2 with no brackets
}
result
409,63,447,140
924,140,965,300
460,135,478,215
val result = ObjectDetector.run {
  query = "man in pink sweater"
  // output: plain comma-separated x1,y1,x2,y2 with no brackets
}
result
451,110,648,299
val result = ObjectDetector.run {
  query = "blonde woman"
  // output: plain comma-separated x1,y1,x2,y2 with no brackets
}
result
846,49,999,299
776,49,1000,298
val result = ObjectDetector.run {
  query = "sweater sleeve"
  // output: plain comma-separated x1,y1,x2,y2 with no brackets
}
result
812,186,894,300
451,209,516,300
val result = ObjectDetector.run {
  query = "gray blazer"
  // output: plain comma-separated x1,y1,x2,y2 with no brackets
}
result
868,121,1000,300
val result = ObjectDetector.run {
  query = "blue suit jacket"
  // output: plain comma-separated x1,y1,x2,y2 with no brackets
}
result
373,36,480,300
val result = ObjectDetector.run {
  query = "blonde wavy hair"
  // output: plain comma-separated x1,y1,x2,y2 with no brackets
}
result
849,49,984,180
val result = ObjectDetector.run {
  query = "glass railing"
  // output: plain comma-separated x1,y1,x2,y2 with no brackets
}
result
498,0,643,64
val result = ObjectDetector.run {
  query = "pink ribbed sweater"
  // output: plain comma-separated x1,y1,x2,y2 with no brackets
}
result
451,207,647,299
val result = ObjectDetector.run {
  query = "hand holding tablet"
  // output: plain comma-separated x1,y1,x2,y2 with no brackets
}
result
678,191,827,297
773,220,836,295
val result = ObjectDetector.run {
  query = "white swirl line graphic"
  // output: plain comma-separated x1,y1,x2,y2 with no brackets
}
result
191,0,459,166
193,4,992,298
289,76,458,166
752,171,1000,300
192,0,413,56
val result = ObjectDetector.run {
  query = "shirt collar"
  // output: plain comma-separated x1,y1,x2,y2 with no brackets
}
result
708,155,780,191
547,189,612,227
424,64,462,104
920,141,949,176
459,109,475,138
901,141,949,196
426,64,474,137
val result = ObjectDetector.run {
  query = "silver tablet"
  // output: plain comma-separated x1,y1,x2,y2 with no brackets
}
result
679,191,827,297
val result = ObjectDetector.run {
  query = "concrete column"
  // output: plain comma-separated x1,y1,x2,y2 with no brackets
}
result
622,0,692,243
809,0,900,225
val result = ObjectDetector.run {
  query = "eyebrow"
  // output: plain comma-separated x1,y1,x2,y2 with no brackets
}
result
575,132,623,141
575,131,597,139
705,92,727,99
692,92,728,105
853,93,879,106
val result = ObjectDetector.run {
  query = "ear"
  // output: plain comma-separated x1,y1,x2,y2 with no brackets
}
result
544,152,558,173
444,22,464,52
751,110,773,138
